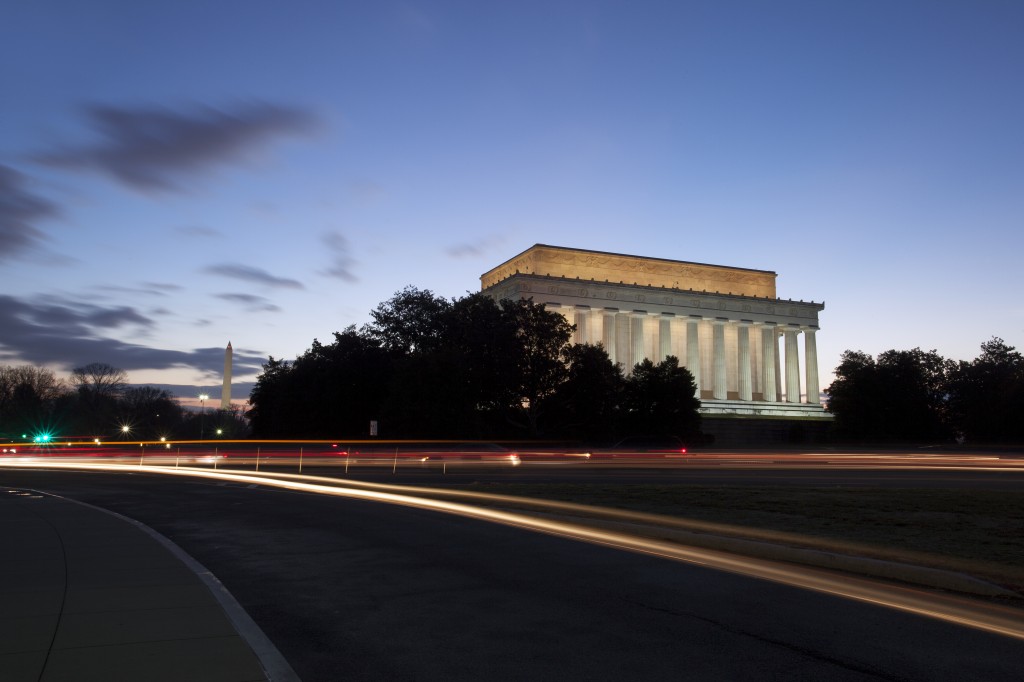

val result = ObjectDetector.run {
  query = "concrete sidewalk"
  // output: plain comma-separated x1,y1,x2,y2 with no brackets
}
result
0,487,287,681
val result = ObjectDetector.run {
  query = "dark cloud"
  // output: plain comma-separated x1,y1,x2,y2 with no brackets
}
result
446,235,505,259
0,294,266,376
29,294,154,330
35,103,318,192
213,293,281,313
203,263,304,289
321,232,358,282
0,165,59,262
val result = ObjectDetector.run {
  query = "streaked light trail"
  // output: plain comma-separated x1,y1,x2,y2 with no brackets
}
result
3,459,1023,642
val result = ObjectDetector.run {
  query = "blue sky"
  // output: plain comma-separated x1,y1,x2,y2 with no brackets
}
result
2,1,1022,401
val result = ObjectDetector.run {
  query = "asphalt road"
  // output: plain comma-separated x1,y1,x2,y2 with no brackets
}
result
4,468,1023,681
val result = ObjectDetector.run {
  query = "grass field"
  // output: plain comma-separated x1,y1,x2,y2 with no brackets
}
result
466,483,1024,596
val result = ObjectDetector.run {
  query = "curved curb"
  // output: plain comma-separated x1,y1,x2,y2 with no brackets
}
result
40,491,300,682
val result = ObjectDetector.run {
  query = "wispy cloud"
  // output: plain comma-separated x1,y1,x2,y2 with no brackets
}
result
213,293,281,312
321,232,358,282
203,263,304,289
446,235,506,259
0,293,265,376
141,281,184,292
35,102,318,192
94,284,168,297
0,165,59,262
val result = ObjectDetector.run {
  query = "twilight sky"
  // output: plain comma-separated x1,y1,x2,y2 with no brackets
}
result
2,1,1022,402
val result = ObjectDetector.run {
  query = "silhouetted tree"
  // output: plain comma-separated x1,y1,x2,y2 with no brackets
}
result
382,349,474,438
375,293,574,437
248,328,391,438
248,288,707,442
69,362,129,436
444,293,520,435
0,366,67,439
546,343,625,442
246,356,295,437
364,286,452,354
119,386,184,439
71,362,127,398
500,298,574,436
622,356,701,440
826,348,949,442
946,338,1024,443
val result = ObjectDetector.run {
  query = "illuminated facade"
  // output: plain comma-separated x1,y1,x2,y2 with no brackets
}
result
482,244,828,419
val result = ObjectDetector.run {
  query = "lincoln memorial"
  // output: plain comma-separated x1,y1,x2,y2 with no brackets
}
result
482,244,830,425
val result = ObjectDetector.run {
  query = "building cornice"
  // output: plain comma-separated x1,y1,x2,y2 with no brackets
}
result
486,271,825,310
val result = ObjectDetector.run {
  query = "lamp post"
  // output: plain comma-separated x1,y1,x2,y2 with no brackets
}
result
199,393,209,440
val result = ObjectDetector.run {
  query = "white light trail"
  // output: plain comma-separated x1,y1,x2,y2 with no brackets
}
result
3,460,1024,642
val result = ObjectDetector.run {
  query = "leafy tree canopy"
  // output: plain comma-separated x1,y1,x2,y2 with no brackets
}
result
248,288,700,442
623,356,701,439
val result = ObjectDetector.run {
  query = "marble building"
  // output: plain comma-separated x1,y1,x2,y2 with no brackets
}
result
481,244,829,420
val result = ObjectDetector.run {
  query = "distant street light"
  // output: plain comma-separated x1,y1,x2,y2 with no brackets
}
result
199,393,209,440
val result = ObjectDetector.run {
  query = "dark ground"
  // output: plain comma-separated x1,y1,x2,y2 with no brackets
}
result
3,467,1024,681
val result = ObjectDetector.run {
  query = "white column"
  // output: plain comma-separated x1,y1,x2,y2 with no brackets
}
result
784,327,801,403
737,323,752,401
602,309,617,366
616,312,631,373
760,323,777,402
686,318,701,397
804,328,820,405
659,316,672,361
630,312,646,370
712,320,727,400
573,307,589,345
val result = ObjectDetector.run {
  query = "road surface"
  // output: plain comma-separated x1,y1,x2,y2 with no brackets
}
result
3,468,1022,681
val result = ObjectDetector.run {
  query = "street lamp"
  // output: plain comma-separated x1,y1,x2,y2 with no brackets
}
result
199,393,209,440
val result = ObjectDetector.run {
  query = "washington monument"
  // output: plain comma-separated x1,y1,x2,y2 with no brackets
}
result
221,341,233,409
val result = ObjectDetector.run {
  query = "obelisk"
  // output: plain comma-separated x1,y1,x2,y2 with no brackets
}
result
220,341,233,409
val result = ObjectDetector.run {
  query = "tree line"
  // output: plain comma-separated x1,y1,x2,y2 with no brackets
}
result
247,287,702,442
825,338,1024,444
0,362,247,442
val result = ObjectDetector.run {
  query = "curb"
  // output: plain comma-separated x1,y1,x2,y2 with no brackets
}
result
41,491,300,682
